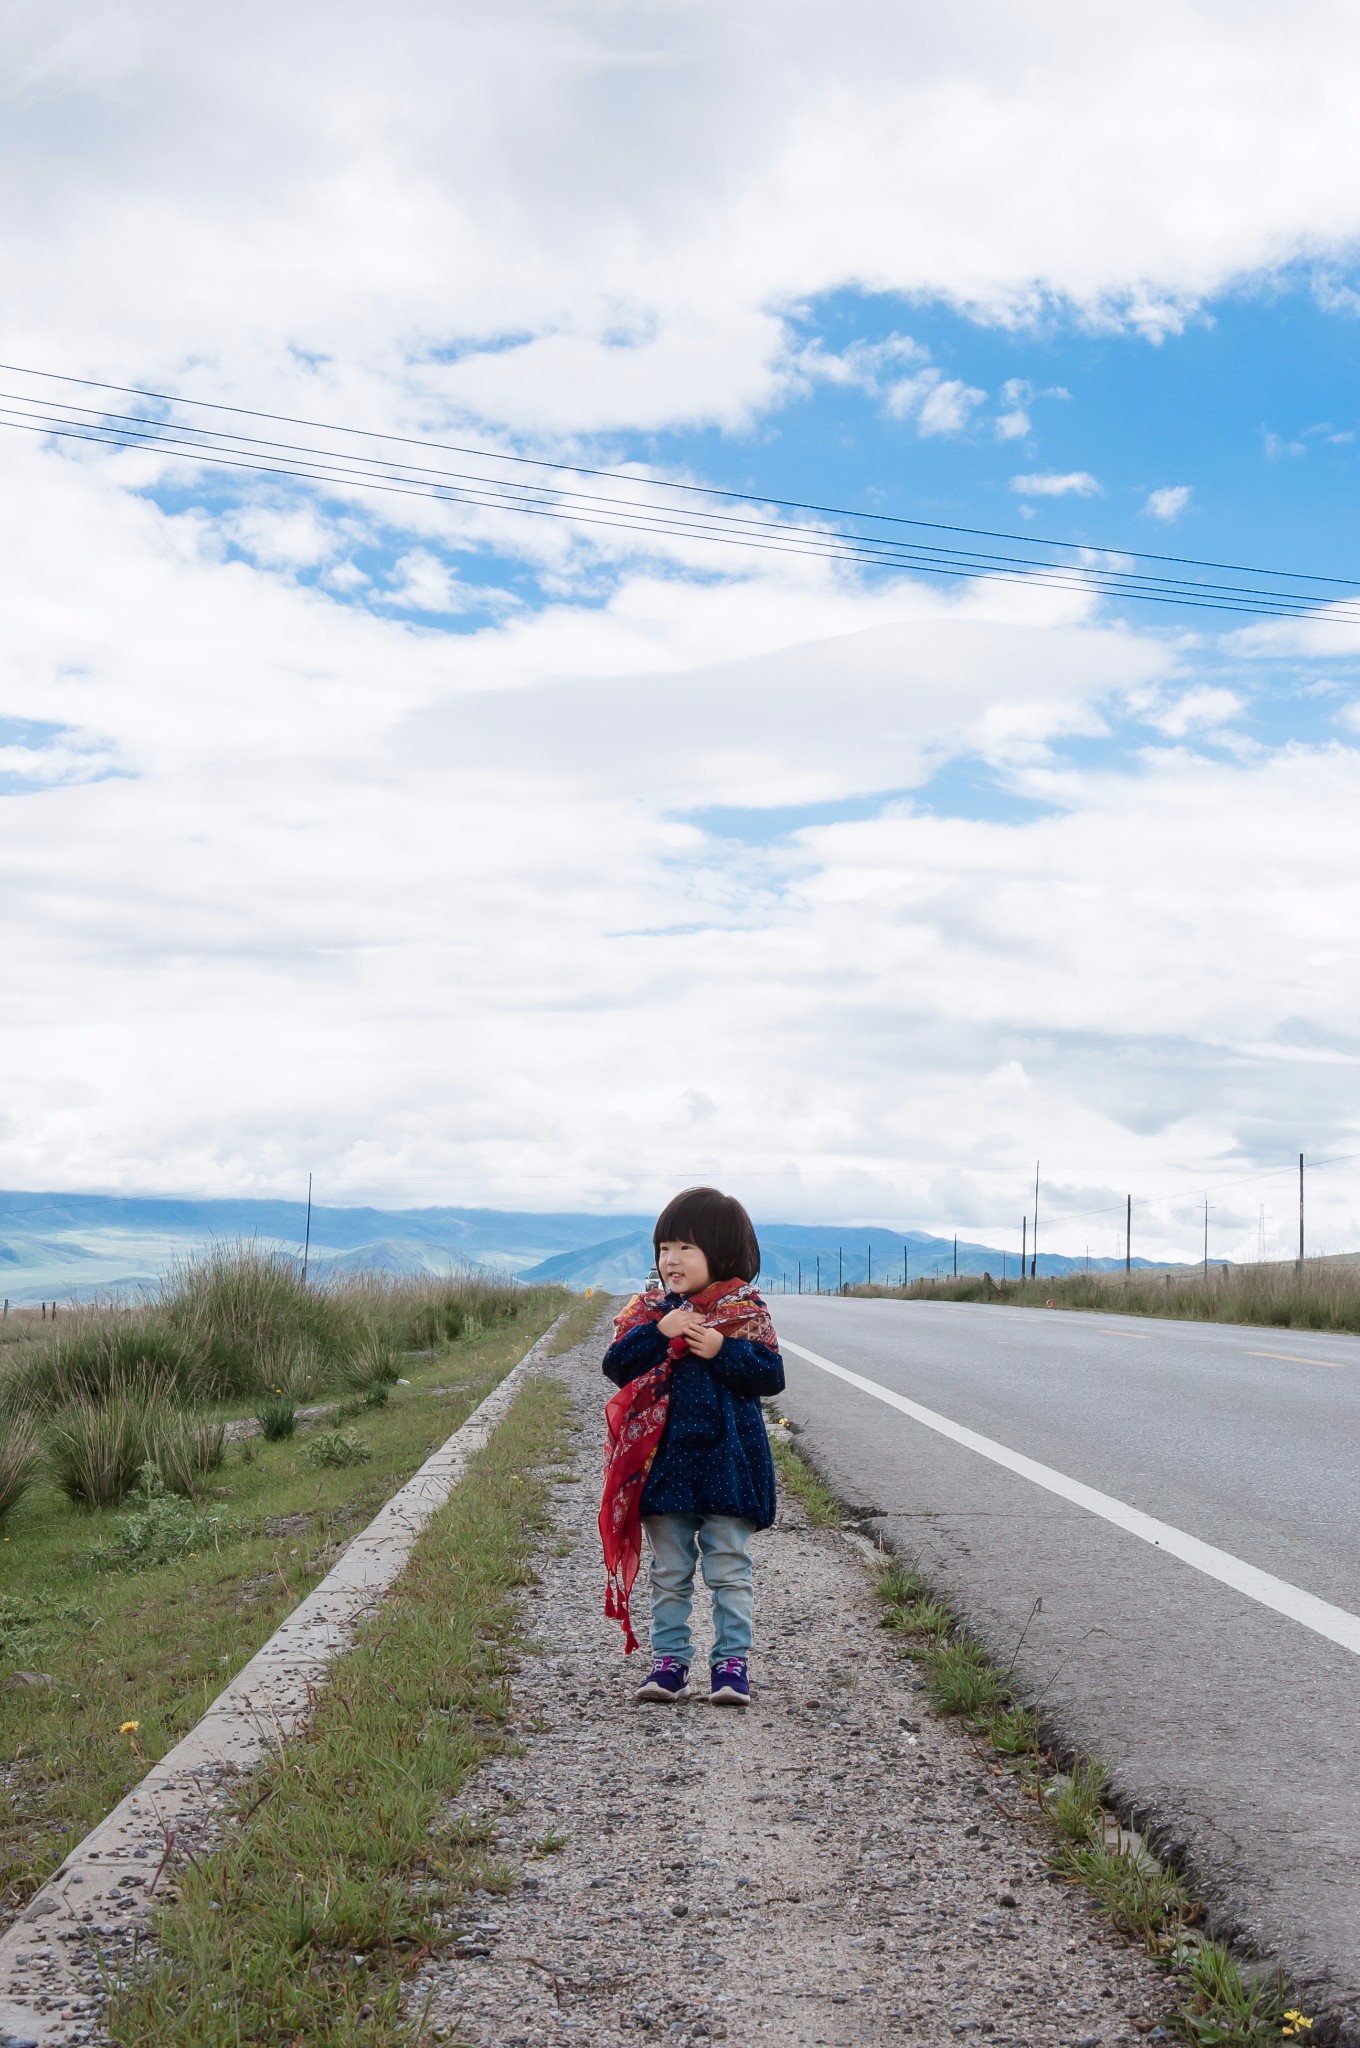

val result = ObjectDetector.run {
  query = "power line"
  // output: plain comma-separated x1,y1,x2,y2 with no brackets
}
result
4,357,1358,590
1,361,1358,623
1,399,1352,624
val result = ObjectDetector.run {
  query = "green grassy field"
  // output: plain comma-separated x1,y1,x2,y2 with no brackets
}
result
105,1374,575,2048
0,1275,597,1918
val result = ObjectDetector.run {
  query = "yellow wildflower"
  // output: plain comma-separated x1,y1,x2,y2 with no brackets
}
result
119,1720,140,1735
1282,2015,1313,2037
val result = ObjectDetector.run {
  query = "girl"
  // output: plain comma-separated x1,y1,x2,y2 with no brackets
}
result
598,1186,784,1706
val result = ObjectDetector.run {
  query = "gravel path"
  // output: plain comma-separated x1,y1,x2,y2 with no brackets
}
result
411,1324,1175,2048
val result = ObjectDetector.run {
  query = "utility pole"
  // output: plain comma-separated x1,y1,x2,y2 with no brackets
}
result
816,1254,820,1295
1298,1152,1305,1271
1203,1196,1209,1278
302,1171,313,1286
838,1245,843,1292
1021,1215,1027,1279
867,1243,873,1287
902,1244,908,1288
1031,1161,1039,1278
798,1260,802,1295
953,1233,958,1277
1125,1194,1131,1277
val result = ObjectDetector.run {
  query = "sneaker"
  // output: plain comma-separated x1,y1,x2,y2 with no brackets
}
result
709,1656,750,1706
635,1656,690,1703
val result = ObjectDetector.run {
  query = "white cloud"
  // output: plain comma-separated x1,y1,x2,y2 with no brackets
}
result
1138,685,1244,736
7,3,1360,439
5,5,1360,1256
1142,484,1193,521
2,442,1359,1259
995,406,1032,441
1264,430,1307,459
379,551,469,614
795,337,985,435
1009,471,1102,497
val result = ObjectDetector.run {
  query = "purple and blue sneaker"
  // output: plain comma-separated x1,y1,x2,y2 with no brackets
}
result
709,1656,750,1706
635,1655,690,1703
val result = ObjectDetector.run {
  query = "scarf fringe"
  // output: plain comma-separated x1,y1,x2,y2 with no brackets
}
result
603,1571,639,1654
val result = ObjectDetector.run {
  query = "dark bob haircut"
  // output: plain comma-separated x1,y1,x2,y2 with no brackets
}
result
654,1186,760,1286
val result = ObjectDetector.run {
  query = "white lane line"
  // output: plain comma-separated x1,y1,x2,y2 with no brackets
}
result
782,1338,1360,1658
1248,1349,1347,1370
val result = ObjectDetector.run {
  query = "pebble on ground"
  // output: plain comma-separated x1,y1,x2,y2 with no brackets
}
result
409,1323,1176,2048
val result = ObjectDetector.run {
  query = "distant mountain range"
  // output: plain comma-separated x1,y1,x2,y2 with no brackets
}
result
0,1189,1172,1302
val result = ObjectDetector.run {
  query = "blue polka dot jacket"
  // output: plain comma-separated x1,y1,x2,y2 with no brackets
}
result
601,1292,786,1528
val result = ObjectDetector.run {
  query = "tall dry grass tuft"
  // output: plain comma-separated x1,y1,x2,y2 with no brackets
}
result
47,1381,171,1509
0,1414,40,1524
334,1269,522,1351
159,1242,356,1394
5,1313,209,1415
44,1373,225,1508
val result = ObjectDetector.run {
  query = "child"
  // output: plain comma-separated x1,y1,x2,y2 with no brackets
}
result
598,1186,784,1706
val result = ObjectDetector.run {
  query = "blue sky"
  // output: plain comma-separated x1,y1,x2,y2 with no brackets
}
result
5,0,1360,1264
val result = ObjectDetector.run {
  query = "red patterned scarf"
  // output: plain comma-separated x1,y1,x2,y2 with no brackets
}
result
599,1278,777,1652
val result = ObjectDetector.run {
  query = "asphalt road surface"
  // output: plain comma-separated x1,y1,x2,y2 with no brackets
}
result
769,1295,1360,2034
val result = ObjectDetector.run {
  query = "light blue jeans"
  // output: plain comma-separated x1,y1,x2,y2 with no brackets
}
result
642,1513,755,1667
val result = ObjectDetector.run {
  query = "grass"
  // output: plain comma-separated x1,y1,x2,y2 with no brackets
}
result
850,1258,1360,1337
0,1415,39,1524
304,1428,372,1469
546,1288,613,1356
770,1433,844,1526
0,1287,569,1918
105,1374,572,2048
0,1245,541,1426
255,1391,299,1441
772,1431,1311,2046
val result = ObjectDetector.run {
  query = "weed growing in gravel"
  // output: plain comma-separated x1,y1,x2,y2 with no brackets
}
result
1055,1836,1197,1954
921,1636,1006,1717
105,1376,572,2048
1175,1940,1292,2043
872,1555,933,1605
883,1594,955,1642
1043,1758,1108,1844
769,1436,844,1526
985,1704,1039,1756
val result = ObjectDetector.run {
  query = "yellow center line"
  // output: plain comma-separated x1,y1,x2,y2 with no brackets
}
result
1098,1328,1151,1338
1248,1349,1348,1370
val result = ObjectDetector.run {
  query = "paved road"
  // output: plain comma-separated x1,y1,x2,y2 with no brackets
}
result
770,1296,1360,2034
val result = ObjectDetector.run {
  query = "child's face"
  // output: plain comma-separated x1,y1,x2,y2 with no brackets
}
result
657,1239,712,1295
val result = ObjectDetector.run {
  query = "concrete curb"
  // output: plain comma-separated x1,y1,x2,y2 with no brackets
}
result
0,1313,570,2048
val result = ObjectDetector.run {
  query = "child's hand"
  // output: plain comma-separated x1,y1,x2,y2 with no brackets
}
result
656,1309,723,1358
